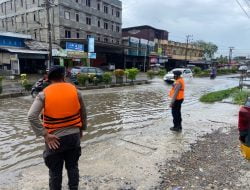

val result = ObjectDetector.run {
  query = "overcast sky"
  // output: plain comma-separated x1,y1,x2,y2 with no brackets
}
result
121,0,250,57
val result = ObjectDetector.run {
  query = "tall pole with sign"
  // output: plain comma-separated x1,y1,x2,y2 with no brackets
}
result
46,0,53,69
88,37,95,67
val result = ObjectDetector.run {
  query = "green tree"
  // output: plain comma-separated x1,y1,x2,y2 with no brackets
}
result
193,40,218,59
216,55,228,65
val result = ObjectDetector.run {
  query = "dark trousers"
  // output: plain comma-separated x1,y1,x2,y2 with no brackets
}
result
171,99,184,128
43,133,81,190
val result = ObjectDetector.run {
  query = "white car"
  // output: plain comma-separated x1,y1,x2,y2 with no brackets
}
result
163,68,193,83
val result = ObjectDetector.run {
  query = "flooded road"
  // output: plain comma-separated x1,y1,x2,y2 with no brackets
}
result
0,76,239,188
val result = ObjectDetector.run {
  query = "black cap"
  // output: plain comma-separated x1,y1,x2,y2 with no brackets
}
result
173,70,182,76
48,66,65,81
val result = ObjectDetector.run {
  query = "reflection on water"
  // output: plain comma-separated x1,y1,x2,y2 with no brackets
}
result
0,77,238,184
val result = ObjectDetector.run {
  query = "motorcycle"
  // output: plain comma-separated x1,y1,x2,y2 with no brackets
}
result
31,79,50,98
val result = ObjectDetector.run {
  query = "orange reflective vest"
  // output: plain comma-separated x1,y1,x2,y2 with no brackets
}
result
43,83,82,133
169,78,185,100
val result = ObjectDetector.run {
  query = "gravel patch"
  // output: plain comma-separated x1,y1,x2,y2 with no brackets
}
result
156,128,250,190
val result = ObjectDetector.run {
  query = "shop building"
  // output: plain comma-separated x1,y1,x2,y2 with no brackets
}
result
0,32,48,75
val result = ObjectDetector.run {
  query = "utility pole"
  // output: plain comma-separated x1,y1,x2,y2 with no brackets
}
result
45,0,53,69
228,47,234,65
185,35,192,62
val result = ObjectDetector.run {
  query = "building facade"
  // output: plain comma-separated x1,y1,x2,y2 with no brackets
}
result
0,32,48,74
122,25,204,70
0,0,122,45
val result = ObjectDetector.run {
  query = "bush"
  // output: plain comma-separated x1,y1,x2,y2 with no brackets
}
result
158,69,166,77
147,70,155,79
232,90,250,105
102,72,112,84
24,83,33,91
193,67,202,74
114,69,125,77
126,68,139,82
77,73,88,86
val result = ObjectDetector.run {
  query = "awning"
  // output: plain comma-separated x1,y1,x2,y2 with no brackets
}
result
0,47,48,54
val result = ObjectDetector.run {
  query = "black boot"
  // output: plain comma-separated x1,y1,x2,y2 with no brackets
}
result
170,127,182,132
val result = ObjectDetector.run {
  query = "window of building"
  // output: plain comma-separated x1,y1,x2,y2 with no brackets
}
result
11,18,14,26
11,1,13,10
104,37,108,43
104,22,108,30
34,30,37,39
116,39,120,44
21,15,24,23
87,34,91,39
2,20,4,28
86,17,91,25
112,8,114,15
104,5,108,14
116,11,120,18
86,0,91,7
65,30,71,38
98,20,100,27
76,32,80,38
33,13,36,21
64,11,70,20
1,4,3,12
76,13,79,22
116,26,120,32
97,3,100,10
21,0,23,7
33,0,35,4
75,0,78,3
97,36,101,41
111,24,114,31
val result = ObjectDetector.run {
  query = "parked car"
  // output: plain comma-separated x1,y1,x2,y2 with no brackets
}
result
70,66,104,77
163,68,193,83
70,66,104,84
238,97,250,159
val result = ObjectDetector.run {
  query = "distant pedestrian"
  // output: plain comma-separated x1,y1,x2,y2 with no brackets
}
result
169,70,185,132
28,65,87,190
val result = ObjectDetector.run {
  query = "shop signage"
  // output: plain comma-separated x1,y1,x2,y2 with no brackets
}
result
52,49,67,57
140,39,148,45
150,57,158,63
88,37,95,52
67,51,87,58
88,53,96,59
148,41,155,47
130,37,139,44
66,42,84,51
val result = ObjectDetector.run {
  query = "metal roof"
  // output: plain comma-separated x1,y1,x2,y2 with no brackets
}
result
0,32,32,39
0,47,48,54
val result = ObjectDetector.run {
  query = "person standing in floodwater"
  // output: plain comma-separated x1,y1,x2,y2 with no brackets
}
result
28,65,87,190
169,70,185,132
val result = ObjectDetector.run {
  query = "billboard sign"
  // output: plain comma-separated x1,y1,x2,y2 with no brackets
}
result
88,37,95,52
88,52,96,59
66,42,84,51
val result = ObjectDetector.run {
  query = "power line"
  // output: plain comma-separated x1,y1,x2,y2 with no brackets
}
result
235,0,250,19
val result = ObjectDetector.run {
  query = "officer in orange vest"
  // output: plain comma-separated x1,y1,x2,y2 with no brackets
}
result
169,70,185,132
28,66,87,190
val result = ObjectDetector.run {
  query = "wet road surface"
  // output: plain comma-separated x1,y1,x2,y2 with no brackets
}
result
0,76,239,189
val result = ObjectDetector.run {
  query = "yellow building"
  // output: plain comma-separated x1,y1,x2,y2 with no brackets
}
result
155,39,204,61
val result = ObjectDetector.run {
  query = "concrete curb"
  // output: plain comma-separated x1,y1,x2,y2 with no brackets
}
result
77,80,151,90
0,92,30,99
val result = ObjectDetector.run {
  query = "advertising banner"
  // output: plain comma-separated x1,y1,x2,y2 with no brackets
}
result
66,42,84,51
88,37,95,52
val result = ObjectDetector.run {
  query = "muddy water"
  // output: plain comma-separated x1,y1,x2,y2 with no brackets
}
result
0,76,238,185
